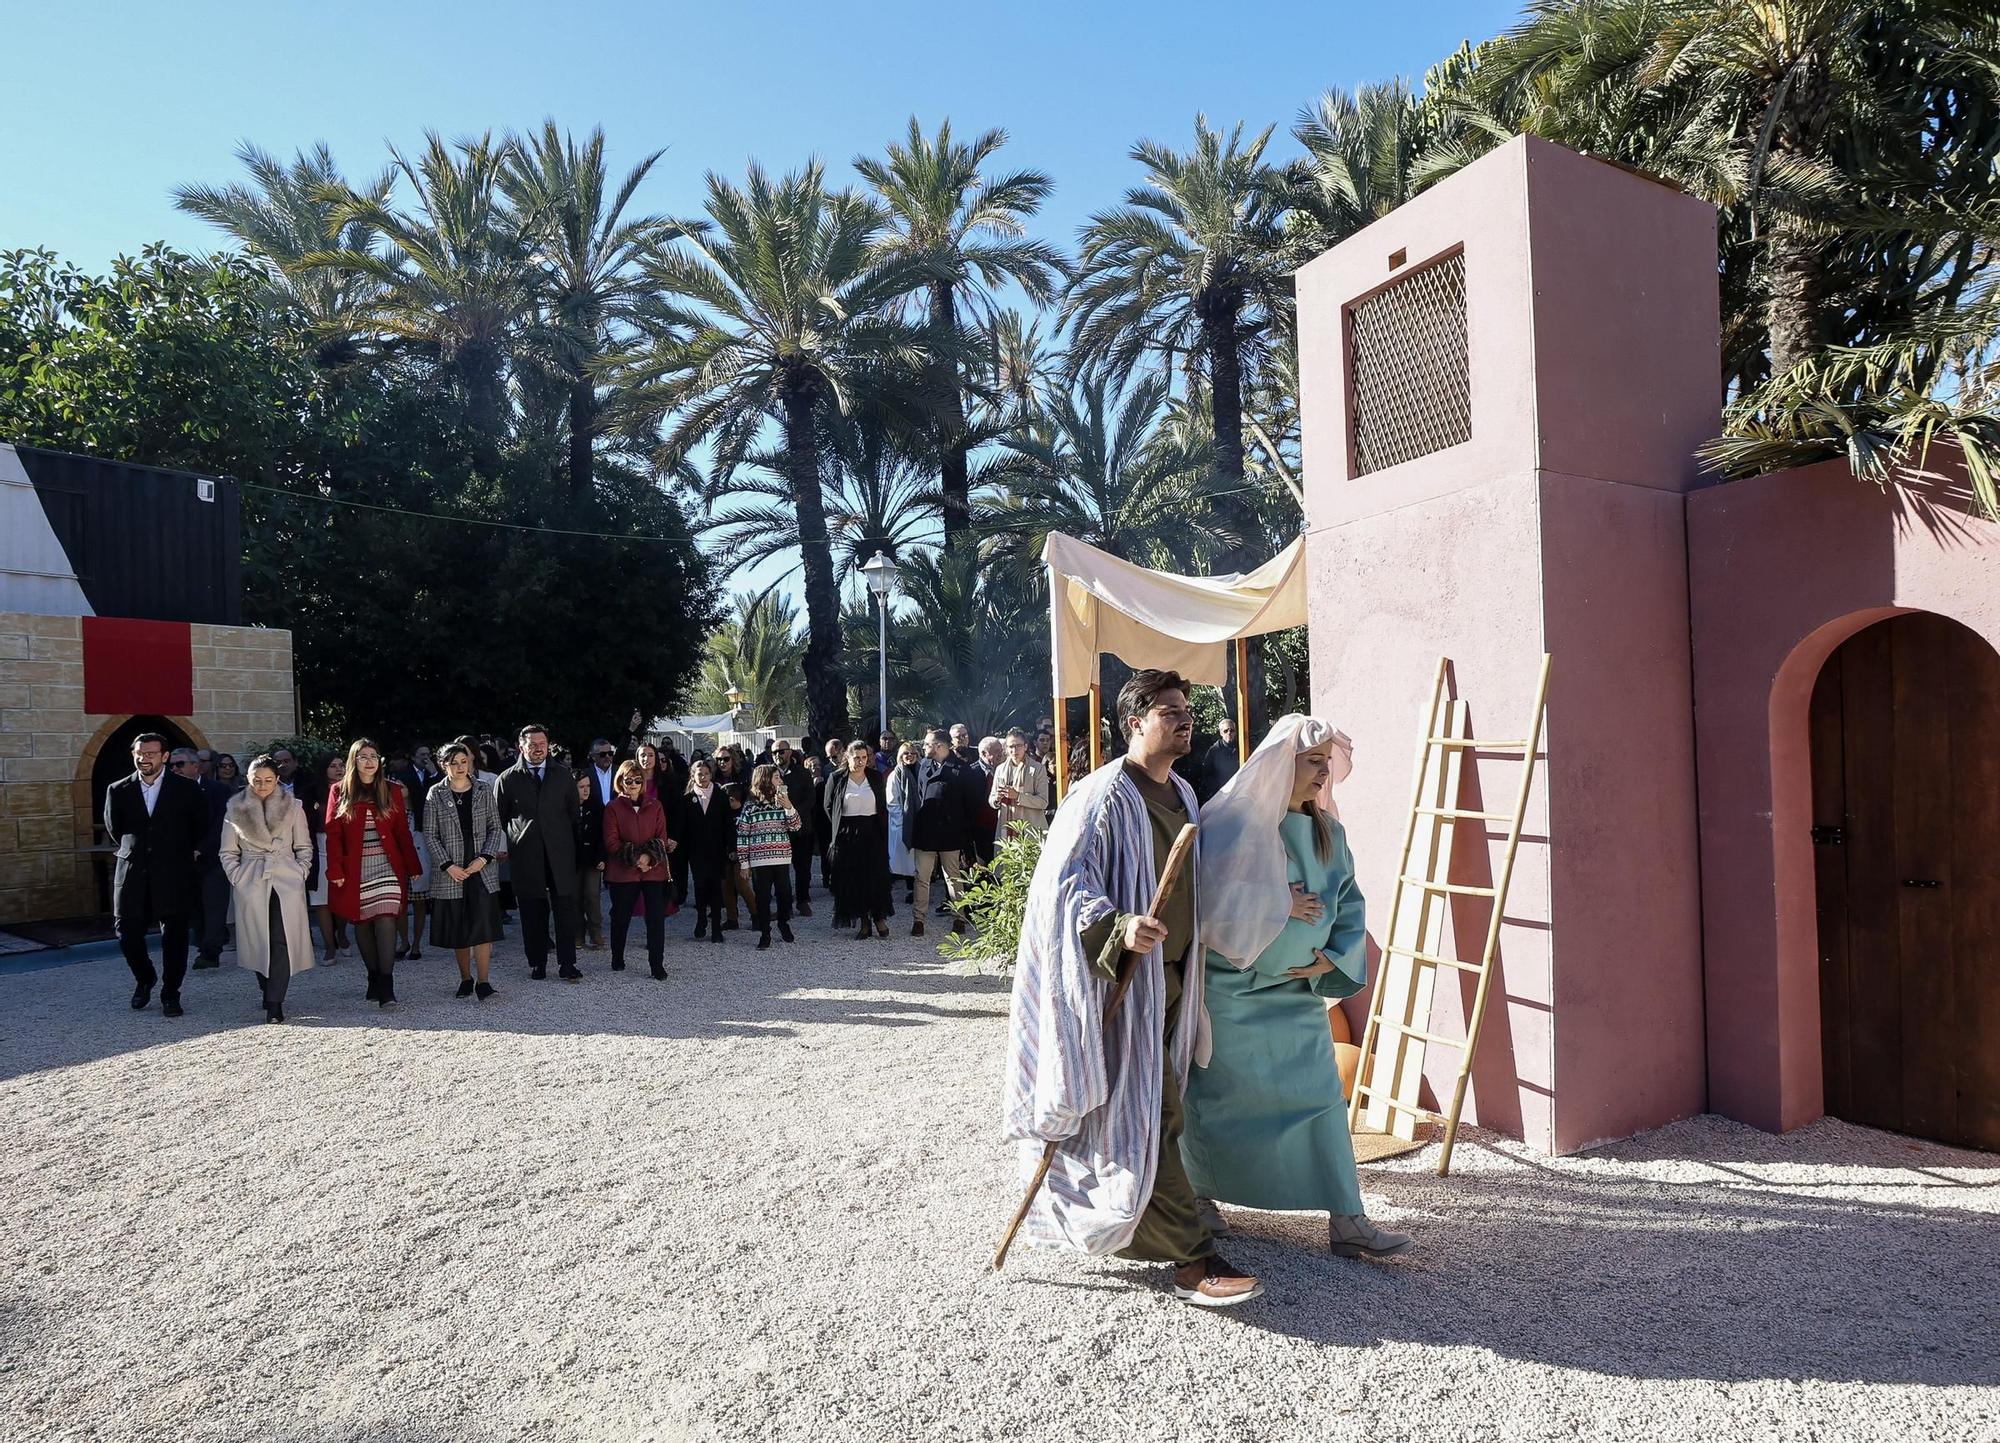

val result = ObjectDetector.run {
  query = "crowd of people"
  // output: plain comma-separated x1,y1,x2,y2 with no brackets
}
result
102,681,1395,1315
100,718,1069,1024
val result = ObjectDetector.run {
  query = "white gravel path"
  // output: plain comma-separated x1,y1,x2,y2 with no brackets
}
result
3,920,1996,1443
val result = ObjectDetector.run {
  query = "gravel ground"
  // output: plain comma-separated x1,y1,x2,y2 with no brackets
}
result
4,916,1997,1443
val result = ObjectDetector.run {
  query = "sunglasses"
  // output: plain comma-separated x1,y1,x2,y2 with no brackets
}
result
594,751,615,760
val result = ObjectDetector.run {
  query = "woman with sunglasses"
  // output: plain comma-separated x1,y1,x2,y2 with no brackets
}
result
604,760,673,977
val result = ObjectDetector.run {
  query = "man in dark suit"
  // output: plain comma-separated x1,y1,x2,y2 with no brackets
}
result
494,722,582,981
104,732,206,1016
1200,719,1241,802
172,747,234,968
909,729,980,937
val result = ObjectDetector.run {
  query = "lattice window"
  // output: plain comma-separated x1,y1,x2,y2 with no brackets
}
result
1348,251,1470,476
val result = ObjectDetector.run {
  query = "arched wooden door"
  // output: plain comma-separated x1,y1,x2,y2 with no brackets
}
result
1810,613,2000,1152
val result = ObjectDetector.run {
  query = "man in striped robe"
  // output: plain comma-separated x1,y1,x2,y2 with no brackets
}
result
1002,669,1264,1306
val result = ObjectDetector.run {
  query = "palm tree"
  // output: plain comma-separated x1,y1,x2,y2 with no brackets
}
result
173,142,393,369
695,409,942,585
1436,1,2000,388
983,307,1060,420
855,118,1065,552
890,547,1047,734
1285,81,1426,264
501,122,672,499
1064,116,1290,572
622,161,934,739
303,131,538,476
981,372,1221,570
691,591,808,725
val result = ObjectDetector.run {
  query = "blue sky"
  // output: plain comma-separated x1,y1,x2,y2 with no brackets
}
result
3,1,1518,273
2,0,1522,601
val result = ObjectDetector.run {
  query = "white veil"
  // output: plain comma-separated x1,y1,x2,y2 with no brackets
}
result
1197,714,1354,970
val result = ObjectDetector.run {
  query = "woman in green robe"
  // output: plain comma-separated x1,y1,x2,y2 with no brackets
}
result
1181,715,1414,1258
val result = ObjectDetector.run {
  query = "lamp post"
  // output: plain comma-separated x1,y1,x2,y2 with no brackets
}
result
860,550,896,738
725,681,746,739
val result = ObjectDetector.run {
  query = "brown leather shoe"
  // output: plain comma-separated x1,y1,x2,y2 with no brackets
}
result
874,918,890,938
1170,1255,1264,1308
911,919,926,938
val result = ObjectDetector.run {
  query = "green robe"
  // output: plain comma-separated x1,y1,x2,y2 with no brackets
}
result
1181,810,1367,1213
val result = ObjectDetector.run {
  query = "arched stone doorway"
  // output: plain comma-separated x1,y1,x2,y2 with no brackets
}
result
1809,613,2000,1152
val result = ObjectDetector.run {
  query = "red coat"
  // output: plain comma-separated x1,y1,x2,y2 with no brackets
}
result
323,784,421,921
602,795,671,885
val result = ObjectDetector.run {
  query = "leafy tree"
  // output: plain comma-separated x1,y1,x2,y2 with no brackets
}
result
623,161,936,739
0,244,713,755
855,117,1065,552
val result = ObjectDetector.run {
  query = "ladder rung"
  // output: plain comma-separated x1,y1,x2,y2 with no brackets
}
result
1414,807,1513,822
1383,944,1485,974
1396,875,1498,897
1376,1018,1465,1049
1426,737,1529,749
1350,1088,1447,1123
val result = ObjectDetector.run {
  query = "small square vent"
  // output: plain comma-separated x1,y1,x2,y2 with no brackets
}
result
1347,250,1470,476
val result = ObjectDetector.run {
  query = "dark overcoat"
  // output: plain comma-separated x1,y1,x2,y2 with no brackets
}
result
103,769,205,922
493,758,579,897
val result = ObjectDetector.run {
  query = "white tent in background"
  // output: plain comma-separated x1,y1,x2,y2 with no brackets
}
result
1041,531,1308,792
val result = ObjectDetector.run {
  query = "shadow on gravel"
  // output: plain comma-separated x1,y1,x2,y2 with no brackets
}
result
1200,1162,1998,1387
0,938,1008,1081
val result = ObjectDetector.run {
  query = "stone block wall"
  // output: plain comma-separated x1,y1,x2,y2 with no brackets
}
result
0,615,295,925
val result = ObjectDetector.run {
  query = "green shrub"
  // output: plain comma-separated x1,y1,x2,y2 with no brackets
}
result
936,826,1045,974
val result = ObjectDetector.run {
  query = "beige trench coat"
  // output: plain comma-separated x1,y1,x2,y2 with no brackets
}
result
219,795,317,979
990,756,1050,837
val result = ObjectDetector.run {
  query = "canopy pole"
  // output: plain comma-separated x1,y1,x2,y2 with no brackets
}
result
1053,691,1069,799
1088,678,1103,772
1234,636,1251,763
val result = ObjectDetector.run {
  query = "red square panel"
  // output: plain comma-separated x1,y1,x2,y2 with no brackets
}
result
82,617,194,716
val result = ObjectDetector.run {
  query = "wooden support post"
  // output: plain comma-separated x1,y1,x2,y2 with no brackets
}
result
1053,692,1069,799
1087,678,1103,772
1234,636,1251,763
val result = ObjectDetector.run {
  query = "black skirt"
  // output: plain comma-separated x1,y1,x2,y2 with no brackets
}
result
431,875,500,948
830,814,893,925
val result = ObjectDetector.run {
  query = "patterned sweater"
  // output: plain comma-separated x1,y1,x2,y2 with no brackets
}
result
735,798,799,869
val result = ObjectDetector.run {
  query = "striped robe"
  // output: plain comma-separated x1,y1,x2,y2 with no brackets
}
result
1001,760,1208,1256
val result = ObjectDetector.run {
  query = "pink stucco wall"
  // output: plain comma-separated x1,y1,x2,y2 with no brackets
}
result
1687,456,2000,1132
1299,136,1715,1152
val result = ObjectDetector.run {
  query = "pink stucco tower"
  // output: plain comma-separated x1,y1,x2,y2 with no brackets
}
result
1296,135,1720,1153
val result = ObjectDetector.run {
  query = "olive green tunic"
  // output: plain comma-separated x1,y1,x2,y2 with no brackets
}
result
1077,761,1212,1266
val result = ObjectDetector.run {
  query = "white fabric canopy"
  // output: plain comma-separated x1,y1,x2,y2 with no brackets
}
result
1043,532,1308,698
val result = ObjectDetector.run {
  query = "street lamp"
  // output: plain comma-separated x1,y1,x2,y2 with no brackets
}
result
724,680,746,733
860,550,897,738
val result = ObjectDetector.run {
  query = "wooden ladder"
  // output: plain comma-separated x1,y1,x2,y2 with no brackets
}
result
1347,654,1551,1176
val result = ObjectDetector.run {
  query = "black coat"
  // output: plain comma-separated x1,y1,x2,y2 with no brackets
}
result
493,758,580,897
195,777,231,862
907,755,979,854
1201,738,1240,800
776,757,816,818
578,763,618,868
104,769,206,922
677,785,738,873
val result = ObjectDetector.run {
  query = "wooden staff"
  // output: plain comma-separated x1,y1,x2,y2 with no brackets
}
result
990,821,1199,1272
